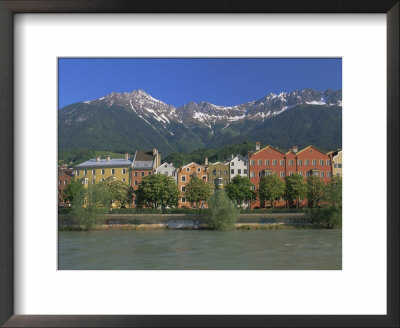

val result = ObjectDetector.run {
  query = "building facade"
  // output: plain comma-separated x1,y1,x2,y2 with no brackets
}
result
208,162,230,191
58,164,74,207
177,162,208,208
331,150,342,177
74,153,132,186
295,145,332,182
229,154,248,181
155,162,178,183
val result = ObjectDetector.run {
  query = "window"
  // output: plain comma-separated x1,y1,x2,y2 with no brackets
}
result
181,197,186,203
141,172,144,177
231,162,234,166
181,176,186,182
231,169,234,174
238,169,241,174
92,178,96,184
122,168,126,174
266,160,270,166
84,170,87,176
312,171,319,177
202,176,206,181
134,180,138,186
280,160,284,166
111,169,115,175
320,172,324,178
319,160,324,166
250,172,255,178
76,170,79,176
280,172,285,177
58,180,61,185
336,173,340,177
134,172,138,177
148,172,151,176
327,172,332,177
289,171,294,176
312,160,317,166
218,170,221,176
306,172,310,177
289,160,294,166
244,169,247,174
327,160,331,165
298,171,302,176
273,160,277,166
172,172,176,177
64,180,67,185
122,178,126,182
92,169,96,175
298,160,302,166
186,168,190,172
251,160,255,165
225,171,228,175
198,168,201,172
181,186,186,192
305,160,309,166
251,185,255,191
83,178,88,185
101,179,104,182
257,160,262,166
101,169,105,175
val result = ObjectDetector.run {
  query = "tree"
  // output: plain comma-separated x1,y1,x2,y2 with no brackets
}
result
205,190,239,230
100,177,133,208
324,176,342,208
63,178,84,204
135,174,179,209
306,175,325,208
225,176,256,208
258,174,285,208
70,183,111,230
284,173,307,208
185,175,212,208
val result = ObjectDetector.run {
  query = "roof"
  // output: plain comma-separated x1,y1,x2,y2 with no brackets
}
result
296,145,328,156
230,154,248,162
253,145,285,155
75,158,132,168
132,150,154,170
182,162,202,168
156,162,176,171
209,161,229,167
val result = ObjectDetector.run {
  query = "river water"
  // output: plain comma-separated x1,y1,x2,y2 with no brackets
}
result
58,229,341,270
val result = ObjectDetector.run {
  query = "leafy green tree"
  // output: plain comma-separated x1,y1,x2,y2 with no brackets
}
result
258,174,285,208
63,178,84,204
135,174,179,209
225,175,257,208
205,190,239,230
185,175,212,208
100,177,133,208
70,183,111,230
284,173,307,208
324,176,342,208
306,175,325,208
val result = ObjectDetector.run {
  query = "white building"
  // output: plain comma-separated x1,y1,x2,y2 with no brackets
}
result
155,162,178,183
229,154,248,181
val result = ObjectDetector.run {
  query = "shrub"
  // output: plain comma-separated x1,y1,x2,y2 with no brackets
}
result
205,191,239,230
312,207,342,229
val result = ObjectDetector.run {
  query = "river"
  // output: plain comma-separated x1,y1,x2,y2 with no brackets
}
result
58,229,341,270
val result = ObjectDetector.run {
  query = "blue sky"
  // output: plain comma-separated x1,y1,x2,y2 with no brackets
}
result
58,58,342,109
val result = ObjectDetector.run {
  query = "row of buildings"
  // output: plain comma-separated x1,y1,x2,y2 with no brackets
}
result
58,143,342,208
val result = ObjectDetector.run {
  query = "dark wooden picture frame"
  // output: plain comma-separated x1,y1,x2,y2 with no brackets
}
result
0,1,398,327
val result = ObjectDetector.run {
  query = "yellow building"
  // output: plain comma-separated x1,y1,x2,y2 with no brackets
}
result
74,153,132,186
208,161,230,191
331,150,342,177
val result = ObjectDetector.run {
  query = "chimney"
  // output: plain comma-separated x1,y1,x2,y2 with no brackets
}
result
107,155,111,162
96,155,100,162
205,157,209,166
292,145,298,153
153,148,157,156
255,142,260,151
231,154,234,159
125,152,129,161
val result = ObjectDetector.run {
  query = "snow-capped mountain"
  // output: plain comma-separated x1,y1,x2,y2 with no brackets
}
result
59,88,342,154
81,88,341,130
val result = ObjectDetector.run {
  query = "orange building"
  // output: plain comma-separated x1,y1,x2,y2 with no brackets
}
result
248,142,334,208
58,164,74,207
177,162,208,208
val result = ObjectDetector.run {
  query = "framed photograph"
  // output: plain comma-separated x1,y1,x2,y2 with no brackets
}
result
0,1,398,327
